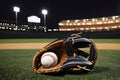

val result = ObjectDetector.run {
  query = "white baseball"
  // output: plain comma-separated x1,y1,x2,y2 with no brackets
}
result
41,52,58,68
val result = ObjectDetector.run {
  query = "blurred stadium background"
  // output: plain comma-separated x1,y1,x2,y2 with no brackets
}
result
0,15,120,38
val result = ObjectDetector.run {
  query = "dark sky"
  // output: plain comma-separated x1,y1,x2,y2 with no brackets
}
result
0,0,120,28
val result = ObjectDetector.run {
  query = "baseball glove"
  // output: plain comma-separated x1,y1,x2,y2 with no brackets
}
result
32,33,98,74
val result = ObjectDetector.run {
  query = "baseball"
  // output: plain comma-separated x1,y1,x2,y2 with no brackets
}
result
41,52,58,68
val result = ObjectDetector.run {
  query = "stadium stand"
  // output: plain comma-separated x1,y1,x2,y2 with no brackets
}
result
0,23,44,32
0,15,120,38
59,15,120,32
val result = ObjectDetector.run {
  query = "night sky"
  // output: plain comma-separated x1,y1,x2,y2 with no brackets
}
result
0,0,120,28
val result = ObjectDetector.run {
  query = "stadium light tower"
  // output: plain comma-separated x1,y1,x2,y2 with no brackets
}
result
13,6,20,26
42,9,48,32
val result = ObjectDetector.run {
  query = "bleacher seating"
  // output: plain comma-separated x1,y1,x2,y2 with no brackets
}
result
59,15,120,32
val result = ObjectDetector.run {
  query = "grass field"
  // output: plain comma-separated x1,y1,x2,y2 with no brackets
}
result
0,38,120,80
0,38,120,43
0,49,120,80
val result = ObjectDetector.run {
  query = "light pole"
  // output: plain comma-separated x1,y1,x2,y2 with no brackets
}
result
13,6,20,26
42,9,48,32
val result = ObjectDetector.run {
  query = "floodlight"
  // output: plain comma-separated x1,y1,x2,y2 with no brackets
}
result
41,9,48,32
42,9,48,15
13,6,20,26
13,6,20,12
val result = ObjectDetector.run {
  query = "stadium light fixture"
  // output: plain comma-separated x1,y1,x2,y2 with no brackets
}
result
42,9,48,32
13,6,20,26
